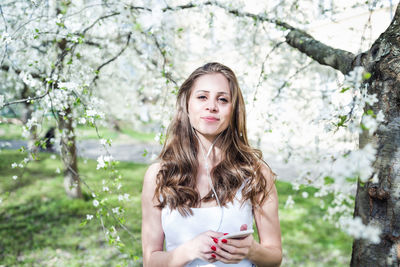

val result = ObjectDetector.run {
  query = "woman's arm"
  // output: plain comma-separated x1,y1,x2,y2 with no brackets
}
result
213,163,282,266
141,163,222,267
142,163,190,266
248,166,282,266
248,163,282,266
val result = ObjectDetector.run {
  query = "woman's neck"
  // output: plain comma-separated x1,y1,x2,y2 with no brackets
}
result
195,132,222,164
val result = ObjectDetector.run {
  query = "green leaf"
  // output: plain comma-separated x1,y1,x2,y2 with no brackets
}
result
134,22,142,31
360,123,368,130
56,22,65,28
336,115,347,127
340,87,350,93
363,72,371,80
345,177,357,183
324,176,335,185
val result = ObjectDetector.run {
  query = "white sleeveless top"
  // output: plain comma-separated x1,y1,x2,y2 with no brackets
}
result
161,186,254,267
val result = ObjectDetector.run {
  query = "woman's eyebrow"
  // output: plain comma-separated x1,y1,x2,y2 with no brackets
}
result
194,90,229,95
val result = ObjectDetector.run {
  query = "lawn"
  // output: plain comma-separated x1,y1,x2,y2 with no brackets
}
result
0,122,156,143
0,150,352,266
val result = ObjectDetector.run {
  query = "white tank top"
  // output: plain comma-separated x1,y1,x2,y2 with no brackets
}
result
161,186,254,267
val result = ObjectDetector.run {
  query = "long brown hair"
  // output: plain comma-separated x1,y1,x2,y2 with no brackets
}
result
154,62,274,216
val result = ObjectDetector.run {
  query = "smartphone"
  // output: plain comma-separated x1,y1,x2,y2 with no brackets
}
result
223,229,254,239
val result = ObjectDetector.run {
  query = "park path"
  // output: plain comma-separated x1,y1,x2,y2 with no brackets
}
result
0,139,298,183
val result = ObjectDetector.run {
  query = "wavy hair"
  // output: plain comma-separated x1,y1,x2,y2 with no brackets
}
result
154,62,275,216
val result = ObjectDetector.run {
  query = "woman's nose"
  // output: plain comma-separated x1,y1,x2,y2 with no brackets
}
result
207,100,218,112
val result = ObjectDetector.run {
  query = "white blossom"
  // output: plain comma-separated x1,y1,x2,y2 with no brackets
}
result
117,193,129,202
284,195,294,209
86,214,94,220
12,175,18,180
0,95,4,109
339,216,381,244
103,186,109,192
55,168,61,174
58,82,78,91
112,207,120,214
362,115,378,135
93,199,99,207
376,110,385,122
11,163,17,168
96,156,106,169
302,192,309,198
1,32,12,45
96,155,113,170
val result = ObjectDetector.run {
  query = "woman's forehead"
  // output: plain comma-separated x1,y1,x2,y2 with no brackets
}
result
191,73,230,94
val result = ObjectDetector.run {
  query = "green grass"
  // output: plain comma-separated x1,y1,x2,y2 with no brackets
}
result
0,122,156,143
0,150,352,266
0,123,24,140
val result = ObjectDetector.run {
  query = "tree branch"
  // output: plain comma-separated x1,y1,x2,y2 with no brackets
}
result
91,33,132,85
285,29,356,74
167,1,359,74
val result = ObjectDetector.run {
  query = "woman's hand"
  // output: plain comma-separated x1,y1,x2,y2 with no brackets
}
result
212,224,254,264
185,230,225,263
213,234,254,264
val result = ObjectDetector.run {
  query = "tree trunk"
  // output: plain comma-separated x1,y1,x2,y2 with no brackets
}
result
350,5,400,266
59,107,82,199
21,84,38,154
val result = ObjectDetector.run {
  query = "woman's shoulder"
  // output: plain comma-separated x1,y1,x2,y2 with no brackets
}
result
147,161,162,173
257,160,277,192
143,162,162,189
259,161,276,180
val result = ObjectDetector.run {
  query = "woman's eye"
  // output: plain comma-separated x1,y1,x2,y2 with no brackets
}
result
218,98,228,103
197,96,207,100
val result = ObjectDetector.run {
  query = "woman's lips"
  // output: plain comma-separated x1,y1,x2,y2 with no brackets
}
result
201,116,219,122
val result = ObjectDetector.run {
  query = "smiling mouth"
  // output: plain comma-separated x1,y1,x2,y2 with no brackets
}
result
201,117,219,122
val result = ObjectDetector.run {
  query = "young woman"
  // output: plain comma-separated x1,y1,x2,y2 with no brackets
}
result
141,62,282,266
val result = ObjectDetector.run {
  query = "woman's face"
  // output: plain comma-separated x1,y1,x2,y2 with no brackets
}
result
188,73,233,140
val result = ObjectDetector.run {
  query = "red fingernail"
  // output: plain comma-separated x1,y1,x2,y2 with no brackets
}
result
211,254,216,258
222,239,227,243
213,238,218,244
224,233,228,235
211,245,216,251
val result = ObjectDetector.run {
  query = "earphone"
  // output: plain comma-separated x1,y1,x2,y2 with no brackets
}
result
192,128,224,232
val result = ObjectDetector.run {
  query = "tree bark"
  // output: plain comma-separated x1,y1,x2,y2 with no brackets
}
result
20,84,38,154
350,4,400,266
285,28,357,75
59,107,82,199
